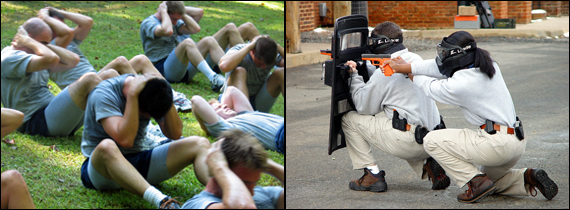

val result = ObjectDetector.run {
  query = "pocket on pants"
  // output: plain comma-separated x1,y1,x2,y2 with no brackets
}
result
356,116,377,136
442,139,472,160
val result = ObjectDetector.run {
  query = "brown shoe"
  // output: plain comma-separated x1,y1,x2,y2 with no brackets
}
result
423,157,451,190
457,174,496,203
349,168,387,192
524,168,558,200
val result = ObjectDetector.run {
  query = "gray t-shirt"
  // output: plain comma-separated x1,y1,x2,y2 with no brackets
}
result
49,38,97,89
140,15,186,63
182,186,283,209
205,111,283,152
81,74,151,157
221,43,283,96
1,46,54,124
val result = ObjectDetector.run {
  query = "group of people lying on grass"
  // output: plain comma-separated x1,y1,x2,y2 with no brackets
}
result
1,1,283,209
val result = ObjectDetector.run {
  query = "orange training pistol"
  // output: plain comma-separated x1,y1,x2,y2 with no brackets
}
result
321,49,332,59
361,54,393,76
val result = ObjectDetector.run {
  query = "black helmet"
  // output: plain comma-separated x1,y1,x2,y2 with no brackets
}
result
435,37,477,77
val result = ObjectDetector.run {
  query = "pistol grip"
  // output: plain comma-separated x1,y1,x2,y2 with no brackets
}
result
384,64,394,76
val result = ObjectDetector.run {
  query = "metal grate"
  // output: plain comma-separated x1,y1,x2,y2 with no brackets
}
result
351,1,368,18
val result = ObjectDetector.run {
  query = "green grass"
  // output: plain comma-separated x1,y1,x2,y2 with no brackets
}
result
1,1,284,209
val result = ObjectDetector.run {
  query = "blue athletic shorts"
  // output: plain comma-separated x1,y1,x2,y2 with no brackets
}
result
20,106,49,136
80,142,172,190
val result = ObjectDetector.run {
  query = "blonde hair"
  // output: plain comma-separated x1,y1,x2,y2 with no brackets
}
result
219,129,268,170
208,98,219,105
166,1,186,14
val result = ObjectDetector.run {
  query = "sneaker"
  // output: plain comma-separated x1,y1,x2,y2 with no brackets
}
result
457,174,496,203
159,196,182,209
348,168,387,192
210,74,225,92
524,168,558,200
422,157,451,190
172,90,192,112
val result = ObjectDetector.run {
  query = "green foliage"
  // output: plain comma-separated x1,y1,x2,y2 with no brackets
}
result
1,1,283,209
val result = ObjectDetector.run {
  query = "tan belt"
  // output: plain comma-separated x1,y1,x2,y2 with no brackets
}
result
480,124,514,134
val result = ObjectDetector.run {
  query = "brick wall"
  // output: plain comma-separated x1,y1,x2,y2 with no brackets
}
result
489,1,509,19
508,1,532,23
299,1,316,32
367,1,457,29
297,1,535,32
532,1,567,17
563,1,569,16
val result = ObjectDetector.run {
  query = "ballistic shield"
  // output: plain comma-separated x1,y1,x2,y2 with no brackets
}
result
324,15,370,155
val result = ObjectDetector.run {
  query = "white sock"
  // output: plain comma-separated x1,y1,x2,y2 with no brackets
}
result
143,186,168,208
367,165,380,174
197,60,216,81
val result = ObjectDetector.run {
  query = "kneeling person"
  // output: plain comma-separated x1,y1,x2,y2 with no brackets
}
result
81,73,210,209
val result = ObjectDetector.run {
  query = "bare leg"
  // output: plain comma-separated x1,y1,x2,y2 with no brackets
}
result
266,67,284,98
89,139,151,196
129,54,162,76
1,108,24,139
212,23,244,50
165,136,211,185
227,66,249,98
1,170,36,209
220,86,254,112
191,95,220,134
196,36,225,66
237,22,260,42
100,56,136,75
175,39,206,67
67,72,102,110
97,69,120,80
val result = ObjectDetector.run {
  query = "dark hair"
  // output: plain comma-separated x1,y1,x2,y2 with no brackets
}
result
219,129,268,170
445,31,495,79
48,8,65,21
372,21,403,38
254,37,278,66
138,78,173,119
166,1,185,14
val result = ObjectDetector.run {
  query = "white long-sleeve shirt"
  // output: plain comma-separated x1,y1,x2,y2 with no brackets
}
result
411,59,516,127
349,49,441,130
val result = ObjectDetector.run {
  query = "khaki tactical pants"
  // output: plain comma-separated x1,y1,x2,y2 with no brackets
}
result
423,126,530,196
342,111,430,180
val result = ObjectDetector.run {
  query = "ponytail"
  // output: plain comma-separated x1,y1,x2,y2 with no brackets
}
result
473,48,496,79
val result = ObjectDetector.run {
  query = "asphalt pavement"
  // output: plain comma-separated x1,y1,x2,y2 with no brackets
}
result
285,41,569,208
